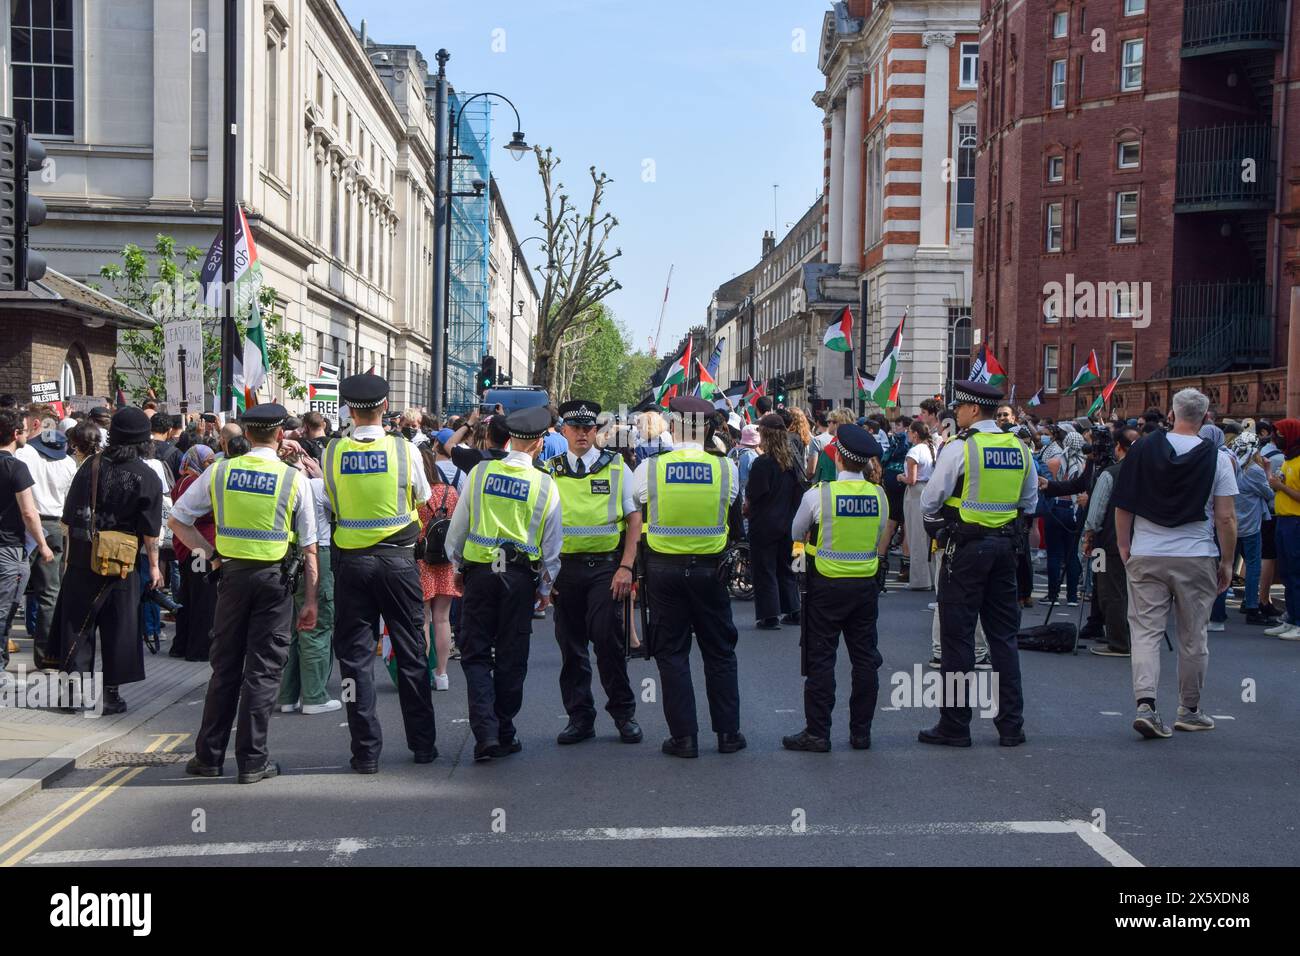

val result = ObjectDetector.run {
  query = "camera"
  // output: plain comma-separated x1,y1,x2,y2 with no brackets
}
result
145,589,183,613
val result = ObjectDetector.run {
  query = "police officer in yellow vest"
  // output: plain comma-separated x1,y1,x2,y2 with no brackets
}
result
632,395,744,758
169,403,319,784
324,374,435,774
545,399,642,746
919,381,1038,747
445,405,563,762
783,424,888,752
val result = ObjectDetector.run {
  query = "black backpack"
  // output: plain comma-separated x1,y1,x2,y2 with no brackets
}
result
421,464,462,566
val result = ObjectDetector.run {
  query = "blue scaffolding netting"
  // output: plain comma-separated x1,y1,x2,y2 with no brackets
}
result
447,92,491,415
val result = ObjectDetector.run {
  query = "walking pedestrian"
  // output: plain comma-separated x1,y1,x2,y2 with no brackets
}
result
416,444,461,692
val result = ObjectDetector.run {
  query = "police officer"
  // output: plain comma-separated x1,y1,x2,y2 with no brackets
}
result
633,395,743,758
170,403,318,784
783,424,887,752
323,374,436,773
545,399,642,746
919,381,1037,747
445,406,563,761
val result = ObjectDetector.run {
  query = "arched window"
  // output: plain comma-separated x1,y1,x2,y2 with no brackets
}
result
946,307,973,401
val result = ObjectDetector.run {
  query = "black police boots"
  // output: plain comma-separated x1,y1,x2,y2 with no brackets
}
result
238,761,280,785
917,725,972,748
185,756,222,778
718,732,747,753
557,721,596,745
615,718,643,743
661,735,699,758
782,730,830,753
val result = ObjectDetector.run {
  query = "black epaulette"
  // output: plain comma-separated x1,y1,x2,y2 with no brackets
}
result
547,449,620,478
956,427,976,441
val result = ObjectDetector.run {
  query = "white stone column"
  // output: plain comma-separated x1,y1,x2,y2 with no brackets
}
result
919,32,956,249
828,99,846,265
841,71,865,271
152,0,191,203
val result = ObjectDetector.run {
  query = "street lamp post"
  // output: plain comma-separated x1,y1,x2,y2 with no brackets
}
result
437,89,529,413
429,49,450,417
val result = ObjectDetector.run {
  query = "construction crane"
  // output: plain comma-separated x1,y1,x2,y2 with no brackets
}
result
649,264,673,358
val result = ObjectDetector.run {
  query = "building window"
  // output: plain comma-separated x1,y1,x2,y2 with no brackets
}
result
1121,39,1144,91
265,39,279,175
1044,295,1060,325
955,124,976,229
1047,155,1065,183
330,175,340,257
1051,59,1066,108
1118,140,1141,169
1052,11,1069,38
315,70,324,107
959,43,979,89
1045,202,1064,252
1112,341,1134,380
1113,285,1136,319
10,0,75,136
1124,0,1146,15
947,308,973,400
1044,345,1060,392
1115,191,1139,243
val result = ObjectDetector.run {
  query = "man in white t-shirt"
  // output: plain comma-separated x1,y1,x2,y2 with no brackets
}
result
1113,388,1237,740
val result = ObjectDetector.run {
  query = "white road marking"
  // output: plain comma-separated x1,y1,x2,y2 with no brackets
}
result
1211,715,1235,721
22,819,1141,867
1099,711,1122,716
773,709,797,714
880,707,901,712
450,718,469,724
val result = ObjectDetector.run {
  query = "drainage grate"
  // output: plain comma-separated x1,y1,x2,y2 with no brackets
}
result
82,751,190,769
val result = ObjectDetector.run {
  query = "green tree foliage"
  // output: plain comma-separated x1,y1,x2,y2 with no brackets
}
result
555,304,658,409
98,234,306,403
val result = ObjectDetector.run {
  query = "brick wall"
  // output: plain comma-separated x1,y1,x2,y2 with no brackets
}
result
0,310,117,401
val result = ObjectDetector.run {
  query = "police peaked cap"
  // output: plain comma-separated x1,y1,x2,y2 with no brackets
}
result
951,381,1004,408
241,402,289,428
558,400,601,426
507,406,552,440
835,424,881,464
339,373,389,410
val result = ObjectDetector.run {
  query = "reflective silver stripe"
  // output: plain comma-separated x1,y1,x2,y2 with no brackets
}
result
607,462,621,526
818,549,877,561
271,462,294,537
392,434,409,515
526,471,552,549
212,460,229,529
466,531,540,556
216,526,289,542
468,462,489,535
819,483,835,553
717,460,731,530
566,524,619,537
323,439,341,514
962,438,980,504
647,458,661,528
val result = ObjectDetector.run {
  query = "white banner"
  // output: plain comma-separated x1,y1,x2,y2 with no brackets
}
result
164,319,205,409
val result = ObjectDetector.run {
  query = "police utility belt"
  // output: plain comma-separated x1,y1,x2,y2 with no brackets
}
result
560,550,619,568
463,541,537,570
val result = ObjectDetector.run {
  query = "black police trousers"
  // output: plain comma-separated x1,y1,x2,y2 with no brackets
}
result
645,555,740,739
195,563,293,772
553,556,635,728
803,571,882,739
936,534,1024,737
458,563,536,745
333,551,436,761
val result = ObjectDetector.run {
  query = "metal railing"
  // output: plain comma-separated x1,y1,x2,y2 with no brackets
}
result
1183,0,1285,54
1155,280,1272,378
1175,124,1275,209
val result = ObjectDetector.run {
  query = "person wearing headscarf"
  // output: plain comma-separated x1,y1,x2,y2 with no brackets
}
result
170,444,217,661
1265,418,1300,638
1040,426,1086,606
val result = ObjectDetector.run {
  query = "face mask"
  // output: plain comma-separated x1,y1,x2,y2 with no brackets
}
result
1039,435,1050,447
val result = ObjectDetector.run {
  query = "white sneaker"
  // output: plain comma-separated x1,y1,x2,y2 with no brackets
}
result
1208,621,1225,632
927,602,938,611
434,673,450,691
280,701,301,713
302,699,342,715
1264,621,1294,636
1278,626,1300,641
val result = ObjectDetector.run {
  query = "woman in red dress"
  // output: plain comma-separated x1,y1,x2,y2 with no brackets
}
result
417,445,461,691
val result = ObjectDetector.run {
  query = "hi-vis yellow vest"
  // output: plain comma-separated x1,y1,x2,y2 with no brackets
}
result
323,433,420,549
210,454,298,561
809,480,886,578
645,449,730,555
550,455,627,554
943,430,1028,529
463,458,555,563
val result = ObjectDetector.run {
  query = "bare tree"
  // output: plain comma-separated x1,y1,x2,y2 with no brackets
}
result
530,147,622,395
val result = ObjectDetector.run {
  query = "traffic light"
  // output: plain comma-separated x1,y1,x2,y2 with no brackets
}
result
477,354,497,396
0,117,47,291
769,376,787,406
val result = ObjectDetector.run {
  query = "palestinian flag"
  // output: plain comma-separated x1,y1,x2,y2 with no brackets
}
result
861,310,906,408
1087,373,1122,417
232,299,270,413
694,338,724,397
742,375,765,420
854,368,872,402
1027,388,1044,407
695,360,720,399
654,339,691,407
969,344,1007,388
822,305,853,352
200,205,266,414
1065,349,1101,394
114,385,128,408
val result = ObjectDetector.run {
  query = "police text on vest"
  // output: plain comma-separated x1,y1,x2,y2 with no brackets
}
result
982,448,1024,470
340,451,388,474
665,463,712,484
226,469,279,495
485,474,530,501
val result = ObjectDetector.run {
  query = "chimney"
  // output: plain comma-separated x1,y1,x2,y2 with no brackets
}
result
762,230,776,258
360,18,368,48
847,1,870,19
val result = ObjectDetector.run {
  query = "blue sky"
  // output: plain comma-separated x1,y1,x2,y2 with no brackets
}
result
339,0,829,354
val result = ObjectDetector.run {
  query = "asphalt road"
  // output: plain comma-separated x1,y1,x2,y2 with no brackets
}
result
1,583,1296,867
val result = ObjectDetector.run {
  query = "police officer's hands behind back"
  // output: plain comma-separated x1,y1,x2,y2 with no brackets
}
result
297,600,318,632
611,565,633,601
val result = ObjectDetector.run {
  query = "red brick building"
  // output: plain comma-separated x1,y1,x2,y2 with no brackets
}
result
975,0,1300,418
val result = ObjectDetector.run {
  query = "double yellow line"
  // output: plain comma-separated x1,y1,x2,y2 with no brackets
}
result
0,732,189,867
